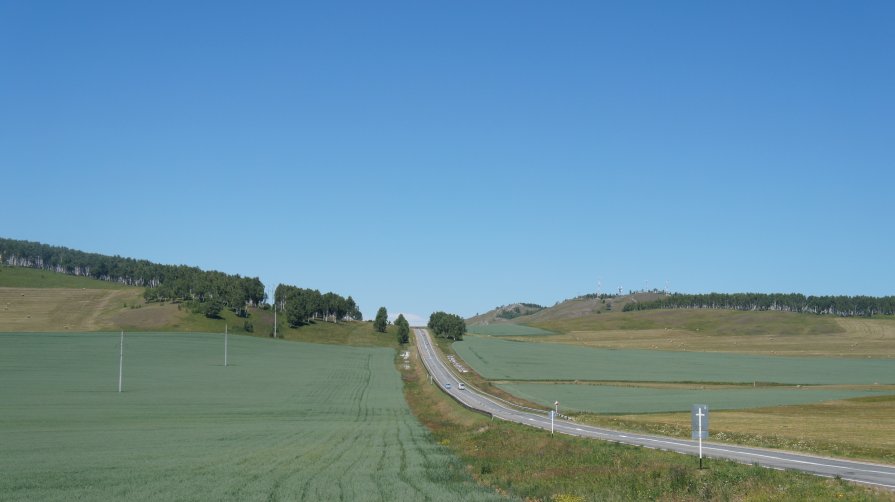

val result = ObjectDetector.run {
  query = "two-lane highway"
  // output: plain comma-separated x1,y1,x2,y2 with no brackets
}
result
414,328,895,491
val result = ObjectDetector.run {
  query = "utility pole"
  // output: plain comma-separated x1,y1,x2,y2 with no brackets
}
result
118,331,124,393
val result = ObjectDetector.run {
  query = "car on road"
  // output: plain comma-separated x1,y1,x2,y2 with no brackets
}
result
445,382,451,389
458,383,466,390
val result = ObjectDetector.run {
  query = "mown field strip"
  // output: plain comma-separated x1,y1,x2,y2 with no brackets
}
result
496,382,893,414
454,335,895,384
0,332,505,501
466,324,555,336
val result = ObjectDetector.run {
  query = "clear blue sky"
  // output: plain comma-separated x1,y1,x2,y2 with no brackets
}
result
2,2,893,324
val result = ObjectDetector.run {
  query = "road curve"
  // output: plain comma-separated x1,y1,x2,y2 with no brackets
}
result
414,328,895,491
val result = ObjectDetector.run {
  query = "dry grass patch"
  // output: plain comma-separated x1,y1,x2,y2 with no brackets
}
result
580,394,895,464
107,301,188,330
525,310,895,358
533,328,895,358
0,287,142,332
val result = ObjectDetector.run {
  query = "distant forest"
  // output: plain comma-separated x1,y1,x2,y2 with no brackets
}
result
624,292,895,317
0,237,361,321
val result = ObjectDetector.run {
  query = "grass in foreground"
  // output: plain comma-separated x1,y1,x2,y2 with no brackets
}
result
0,332,502,501
403,335,895,501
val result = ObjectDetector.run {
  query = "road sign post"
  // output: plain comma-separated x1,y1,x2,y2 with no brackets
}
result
692,404,709,469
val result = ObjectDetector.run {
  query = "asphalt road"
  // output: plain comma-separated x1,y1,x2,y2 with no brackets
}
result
414,328,895,491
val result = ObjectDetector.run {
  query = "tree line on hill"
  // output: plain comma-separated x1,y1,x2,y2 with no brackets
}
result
0,238,367,323
623,292,895,317
0,238,267,315
428,311,466,340
275,284,362,326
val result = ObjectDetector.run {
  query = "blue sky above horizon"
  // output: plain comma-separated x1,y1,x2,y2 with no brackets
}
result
2,2,893,323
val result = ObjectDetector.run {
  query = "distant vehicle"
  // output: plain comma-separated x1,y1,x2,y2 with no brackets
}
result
445,382,452,389
458,383,466,390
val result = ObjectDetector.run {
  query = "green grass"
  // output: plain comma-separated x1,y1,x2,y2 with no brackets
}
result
454,335,895,385
467,324,555,336
277,319,400,348
402,334,895,501
0,332,503,501
496,382,892,414
0,266,129,289
114,304,397,349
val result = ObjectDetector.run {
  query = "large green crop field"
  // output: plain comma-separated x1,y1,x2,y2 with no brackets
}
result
454,335,895,385
497,382,891,414
0,332,504,501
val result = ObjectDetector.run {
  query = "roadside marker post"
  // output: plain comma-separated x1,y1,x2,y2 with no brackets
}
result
692,404,709,469
224,324,229,367
550,410,555,435
118,331,124,393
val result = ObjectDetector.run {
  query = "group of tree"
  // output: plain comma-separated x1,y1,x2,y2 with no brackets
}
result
496,303,545,320
373,307,389,333
0,237,265,317
427,311,466,340
624,292,895,317
146,269,265,318
394,314,410,344
275,284,362,326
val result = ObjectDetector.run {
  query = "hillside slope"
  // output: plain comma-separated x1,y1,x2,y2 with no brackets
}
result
468,293,664,325
0,266,395,348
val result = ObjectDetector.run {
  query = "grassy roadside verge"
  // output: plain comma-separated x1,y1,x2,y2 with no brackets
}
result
575,395,895,465
403,334,895,501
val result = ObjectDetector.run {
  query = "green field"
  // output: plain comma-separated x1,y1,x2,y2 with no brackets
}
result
497,382,891,414
405,333,894,501
0,332,503,501
454,335,895,385
0,265,130,289
466,324,554,336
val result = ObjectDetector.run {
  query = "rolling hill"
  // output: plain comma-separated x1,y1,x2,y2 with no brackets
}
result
0,266,393,347
467,292,665,325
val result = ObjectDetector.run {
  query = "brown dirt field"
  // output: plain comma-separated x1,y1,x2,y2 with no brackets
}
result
105,302,186,330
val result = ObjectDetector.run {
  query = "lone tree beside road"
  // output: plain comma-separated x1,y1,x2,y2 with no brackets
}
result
374,307,388,333
395,314,410,344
